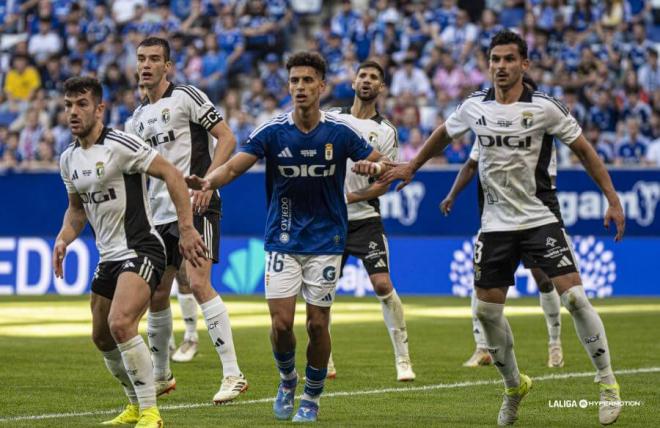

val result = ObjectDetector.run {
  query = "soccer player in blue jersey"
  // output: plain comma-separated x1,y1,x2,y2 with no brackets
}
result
186,51,390,423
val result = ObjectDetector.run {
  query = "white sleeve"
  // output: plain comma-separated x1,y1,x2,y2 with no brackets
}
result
444,102,471,139
468,139,479,161
545,98,582,145
176,86,224,131
108,132,158,174
381,123,399,162
59,151,76,194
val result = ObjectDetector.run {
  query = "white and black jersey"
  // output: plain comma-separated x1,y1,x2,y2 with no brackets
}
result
447,86,582,232
59,127,164,262
333,106,398,221
126,83,223,225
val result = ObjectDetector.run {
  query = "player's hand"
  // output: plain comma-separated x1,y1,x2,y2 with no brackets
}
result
440,196,454,216
191,189,213,215
178,226,208,268
352,160,383,177
185,175,211,191
381,163,415,191
52,239,67,279
604,202,625,242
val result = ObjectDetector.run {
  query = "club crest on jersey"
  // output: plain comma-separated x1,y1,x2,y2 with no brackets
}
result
161,108,171,124
521,111,534,129
368,131,378,145
95,161,105,179
325,143,333,160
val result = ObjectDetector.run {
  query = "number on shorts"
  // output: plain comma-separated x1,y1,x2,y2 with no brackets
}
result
272,252,284,273
474,240,484,264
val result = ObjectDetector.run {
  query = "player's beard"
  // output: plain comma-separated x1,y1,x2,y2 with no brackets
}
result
74,119,96,139
356,86,378,102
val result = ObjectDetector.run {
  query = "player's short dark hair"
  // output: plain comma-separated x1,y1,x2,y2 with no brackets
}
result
488,30,528,59
63,76,103,104
138,37,171,62
286,52,327,80
357,60,385,81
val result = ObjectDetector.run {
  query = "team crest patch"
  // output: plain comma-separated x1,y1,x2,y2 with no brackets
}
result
325,143,333,160
161,108,170,124
95,161,105,179
368,131,378,145
521,111,534,129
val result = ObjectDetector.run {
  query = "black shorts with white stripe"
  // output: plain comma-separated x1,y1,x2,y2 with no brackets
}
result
341,218,390,275
91,252,166,300
156,212,220,268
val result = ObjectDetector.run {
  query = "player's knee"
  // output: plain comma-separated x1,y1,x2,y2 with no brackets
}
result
91,329,115,352
537,277,554,293
371,276,393,295
271,316,294,338
561,285,590,313
306,317,328,340
108,313,134,343
475,299,503,325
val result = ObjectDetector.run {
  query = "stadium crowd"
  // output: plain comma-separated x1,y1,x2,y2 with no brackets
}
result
1,0,659,171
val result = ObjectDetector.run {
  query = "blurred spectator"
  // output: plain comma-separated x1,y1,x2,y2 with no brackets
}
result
199,34,228,103
637,48,660,93
28,18,62,65
87,4,116,46
17,109,44,162
230,110,256,147
4,54,41,102
240,0,278,58
399,127,425,162
436,8,477,64
645,137,660,166
444,136,471,164
260,54,288,102
390,57,432,99
112,0,147,28
255,94,283,125
616,118,650,164
432,50,470,99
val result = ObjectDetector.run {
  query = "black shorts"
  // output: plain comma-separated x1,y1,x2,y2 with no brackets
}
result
91,252,165,300
155,211,220,268
341,218,390,275
474,222,578,289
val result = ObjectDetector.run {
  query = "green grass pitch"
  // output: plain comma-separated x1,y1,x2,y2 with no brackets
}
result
1,295,658,427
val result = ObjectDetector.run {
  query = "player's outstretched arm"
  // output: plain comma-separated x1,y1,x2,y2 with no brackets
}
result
352,149,396,178
440,158,478,216
346,180,390,204
193,121,238,214
382,124,453,190
570,134,625,241
53,193,87,278
187,152,259,191
147,154,209,267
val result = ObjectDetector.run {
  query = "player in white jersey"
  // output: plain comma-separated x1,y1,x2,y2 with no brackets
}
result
127,84,199,363
128,37,247,403
444,140,564,369
53,77,206,427
327,60,415,381
443,77,565,370
383,31,625,426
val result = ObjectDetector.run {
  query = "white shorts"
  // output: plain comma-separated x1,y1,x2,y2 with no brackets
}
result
264,252,342,307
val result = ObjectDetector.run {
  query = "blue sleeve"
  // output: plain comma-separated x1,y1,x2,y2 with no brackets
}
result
240,126,268,159
346,128,373,161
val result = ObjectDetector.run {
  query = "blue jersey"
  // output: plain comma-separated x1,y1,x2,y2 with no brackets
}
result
240,111,373,254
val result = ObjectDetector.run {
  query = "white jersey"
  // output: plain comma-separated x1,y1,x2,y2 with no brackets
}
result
333,106,398,221
127,83,223,225
59,127,164,262
447,86,582,232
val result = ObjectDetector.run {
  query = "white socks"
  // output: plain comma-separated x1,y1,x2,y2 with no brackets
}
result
117,336,156,410
540,289,562,345
147,307,172,380
471,291,488,348
561,286,615,384
378,290,409,359
476,299,520,388
200,295,241,377
102,347,138,405
178,292,199,342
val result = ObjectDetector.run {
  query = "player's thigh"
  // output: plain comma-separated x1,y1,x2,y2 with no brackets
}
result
473,231,520,289
265,251,303,300
110,271,152,325
151,265,177,311
300,254,342,308
520,223,579,289
176,263,192,293
475,285,509,304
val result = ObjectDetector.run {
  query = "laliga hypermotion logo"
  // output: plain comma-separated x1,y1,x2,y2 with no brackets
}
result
449,236,616,298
